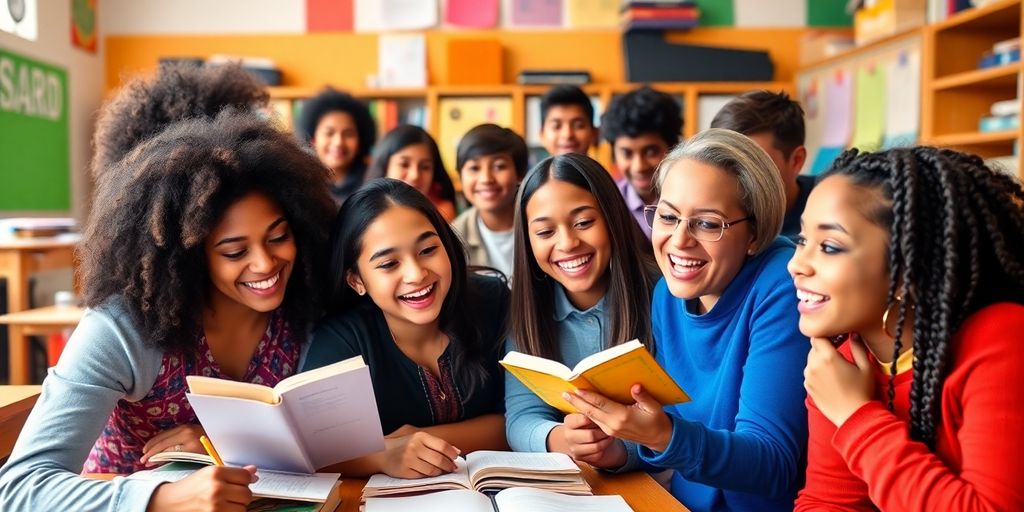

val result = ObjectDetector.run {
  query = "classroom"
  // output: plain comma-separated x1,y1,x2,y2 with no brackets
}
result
0,1,1022,511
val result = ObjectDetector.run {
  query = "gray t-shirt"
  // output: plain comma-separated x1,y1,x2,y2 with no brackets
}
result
477,216,514,280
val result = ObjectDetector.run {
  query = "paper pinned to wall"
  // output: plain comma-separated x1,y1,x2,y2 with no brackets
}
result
821,67,853,147
356,0,437,31
883,47,921,148
567,0,618,28
378,33,427,88
446,0,498,27
437,97,514,185
734,0,806,27
509,0,563,27
0,0,37,40
850,60,886,151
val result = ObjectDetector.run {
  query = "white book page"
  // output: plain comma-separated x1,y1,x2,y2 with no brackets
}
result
501,352,573,379
365,457,471,490
365,489,492,512
185,394,312,473
279,364,385,469
128,467,340,502
467,451,577,476
572,340,642,375
495,487,633,512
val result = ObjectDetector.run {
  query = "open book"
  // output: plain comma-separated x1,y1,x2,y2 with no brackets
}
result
362,451,591,499
185,356,385,473
501,339,689,413
365,487,633,512
128,461,342,506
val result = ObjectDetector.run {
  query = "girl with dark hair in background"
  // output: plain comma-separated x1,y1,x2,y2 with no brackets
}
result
0,112,336,511
297,88,378,204
504,153,660,471
302,179,508,478
366,125,458,221
792,147,1024,510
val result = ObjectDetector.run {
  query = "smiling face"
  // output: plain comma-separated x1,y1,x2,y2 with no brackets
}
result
312,111,360,175
540,104,597,156
204,191,296,313
460,153,519,216
385,143,435,196
346,205,453,330
612,132,670,204
525,179,611,310
652,159,756,313
787,175,891,340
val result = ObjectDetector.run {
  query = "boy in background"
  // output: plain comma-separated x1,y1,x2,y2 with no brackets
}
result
539,85,598,157
711,90,810,240
452,124,529,280
601,86,682,239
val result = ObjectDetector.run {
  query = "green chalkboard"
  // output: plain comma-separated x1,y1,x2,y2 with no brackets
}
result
0,49,70,211
808,0,853,27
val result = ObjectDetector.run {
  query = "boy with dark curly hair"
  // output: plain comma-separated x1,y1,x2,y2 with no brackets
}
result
601,86,682,239
0,111,336,511
90,62,269,179
296,88,377,204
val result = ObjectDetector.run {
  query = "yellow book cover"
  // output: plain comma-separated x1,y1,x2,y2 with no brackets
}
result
500,340,689,413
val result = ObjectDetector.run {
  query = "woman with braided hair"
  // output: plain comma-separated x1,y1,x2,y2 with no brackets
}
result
0,111,336,511
790,146,1024,510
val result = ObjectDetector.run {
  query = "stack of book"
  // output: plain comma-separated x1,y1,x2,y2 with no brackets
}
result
978,37,1020,69
621,1,699,32
979,98,1020,133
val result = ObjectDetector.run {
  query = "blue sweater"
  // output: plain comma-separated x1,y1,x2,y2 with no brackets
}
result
640,238,808,512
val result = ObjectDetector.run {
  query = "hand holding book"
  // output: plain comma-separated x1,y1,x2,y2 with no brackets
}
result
562,384,674,453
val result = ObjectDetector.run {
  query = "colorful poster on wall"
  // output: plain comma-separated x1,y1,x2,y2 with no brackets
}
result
71,0,97,52
0,49,70,211
0,0,37,40
509,0,563,27
437,97,513,187
307,0,353,32
851,60,886,151
446,0,498,28
567,0,618,28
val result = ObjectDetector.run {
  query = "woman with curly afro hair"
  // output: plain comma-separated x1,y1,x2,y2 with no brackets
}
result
90,62,269,179
297,88,377,204
791,147,1024,510
0,111,336,511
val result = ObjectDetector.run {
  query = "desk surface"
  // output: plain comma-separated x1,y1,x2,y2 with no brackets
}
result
0,305,85,326
0,386,42,459
0,235,80,250
90,463,688,512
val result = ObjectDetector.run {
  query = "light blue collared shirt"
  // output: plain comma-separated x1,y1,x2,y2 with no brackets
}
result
504,285,645,470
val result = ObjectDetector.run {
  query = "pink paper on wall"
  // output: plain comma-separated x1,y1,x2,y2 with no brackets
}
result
510,0,563,27
446,0,498,28
307,0,353,32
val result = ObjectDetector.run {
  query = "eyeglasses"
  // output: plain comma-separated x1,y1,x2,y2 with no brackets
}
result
643,205,752,242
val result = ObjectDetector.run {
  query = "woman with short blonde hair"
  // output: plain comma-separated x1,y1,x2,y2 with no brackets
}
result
565,128,809,511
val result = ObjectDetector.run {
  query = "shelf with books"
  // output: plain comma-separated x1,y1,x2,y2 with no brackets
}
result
921,0,1023,177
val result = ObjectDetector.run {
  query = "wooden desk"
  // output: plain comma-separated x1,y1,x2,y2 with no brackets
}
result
0,306,85,384
91,464,688,511
0,236,79,384
0,385,42,460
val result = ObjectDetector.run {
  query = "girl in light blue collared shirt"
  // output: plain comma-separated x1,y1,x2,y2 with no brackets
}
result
504,153,660,471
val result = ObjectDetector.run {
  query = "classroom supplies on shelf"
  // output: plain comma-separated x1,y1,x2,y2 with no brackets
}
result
516,70,592,85
365,487,634,512
623,31,774,82
129,461,342,506
361,451,591,499
184,356,385,473
500,339,689,414
854,0,927,45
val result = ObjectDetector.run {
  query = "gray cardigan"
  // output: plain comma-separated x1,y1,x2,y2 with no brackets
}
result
0,298,174,511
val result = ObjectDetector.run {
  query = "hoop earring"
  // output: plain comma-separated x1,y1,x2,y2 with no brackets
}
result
882,295,914,338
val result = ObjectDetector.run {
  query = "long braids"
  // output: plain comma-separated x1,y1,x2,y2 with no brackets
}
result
826,146,1024,447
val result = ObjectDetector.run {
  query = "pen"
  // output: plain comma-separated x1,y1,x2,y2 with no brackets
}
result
199,435,224,466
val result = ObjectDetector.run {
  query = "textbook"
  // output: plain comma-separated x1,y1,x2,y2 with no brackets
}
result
361,451,591,499
500,339,689,414
365,487,633,512
185,356,385,474
128,461,342,506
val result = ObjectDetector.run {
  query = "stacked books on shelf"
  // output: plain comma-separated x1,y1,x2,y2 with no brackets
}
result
621,1,699,32
516,70,591,85
979,37,1020,69
979,98,1020,133
368,99,428,134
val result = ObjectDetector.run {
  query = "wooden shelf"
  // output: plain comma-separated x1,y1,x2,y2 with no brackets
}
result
926,130,1019,146
932,0,1022,32
801,27,923,71
931,62,1022,90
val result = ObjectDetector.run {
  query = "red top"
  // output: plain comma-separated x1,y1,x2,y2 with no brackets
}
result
795,302,1024,511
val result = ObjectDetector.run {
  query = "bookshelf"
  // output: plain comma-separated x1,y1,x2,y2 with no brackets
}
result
267,81,793,176
921,0,1023,177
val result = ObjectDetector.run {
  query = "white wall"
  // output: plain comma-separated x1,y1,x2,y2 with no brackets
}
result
0,1,105,221
104,0,305,35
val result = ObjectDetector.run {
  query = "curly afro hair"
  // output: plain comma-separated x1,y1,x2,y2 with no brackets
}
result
81,110,337,352
91,62,269,179
600,86,682,148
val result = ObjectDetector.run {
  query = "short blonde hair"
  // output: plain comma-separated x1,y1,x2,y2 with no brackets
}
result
655,128,785,254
